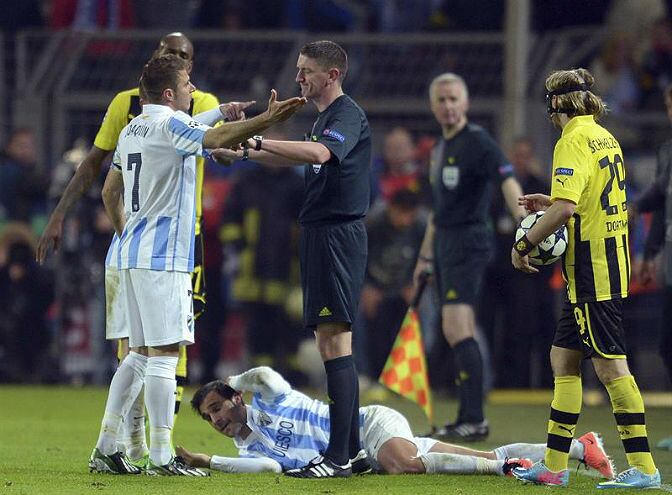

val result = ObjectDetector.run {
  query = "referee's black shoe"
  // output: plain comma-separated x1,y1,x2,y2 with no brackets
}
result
285,454,352,478
351,449,373,475
433,420,489,442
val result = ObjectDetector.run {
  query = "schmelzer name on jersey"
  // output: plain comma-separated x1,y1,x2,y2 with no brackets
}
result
125,123,150,138
586,136,619,154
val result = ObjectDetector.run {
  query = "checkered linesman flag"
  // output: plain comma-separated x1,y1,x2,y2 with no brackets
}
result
378,274,433,423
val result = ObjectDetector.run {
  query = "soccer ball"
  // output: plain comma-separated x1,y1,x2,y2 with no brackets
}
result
515,211,567,265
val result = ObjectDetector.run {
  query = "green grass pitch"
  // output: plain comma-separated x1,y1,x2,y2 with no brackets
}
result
1,386,670,494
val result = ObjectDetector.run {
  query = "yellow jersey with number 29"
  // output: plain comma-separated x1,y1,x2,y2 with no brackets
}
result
550,115,630,304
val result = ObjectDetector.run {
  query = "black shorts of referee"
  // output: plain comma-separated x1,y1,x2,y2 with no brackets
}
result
434,224,493,305
300,220,367,329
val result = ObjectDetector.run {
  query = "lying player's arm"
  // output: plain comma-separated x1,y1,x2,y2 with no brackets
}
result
37,146,112,263
227,366,291,402
101,167,125,236
202,90,305,149
500,176,526,222
211,456,282,474
176,446,282,473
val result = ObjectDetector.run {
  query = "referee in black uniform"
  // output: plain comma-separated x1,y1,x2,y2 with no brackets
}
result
414,73,525,442
214,40,371,478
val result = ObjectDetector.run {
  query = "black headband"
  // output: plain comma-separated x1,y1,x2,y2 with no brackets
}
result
545,83,591,115
546,83,591,97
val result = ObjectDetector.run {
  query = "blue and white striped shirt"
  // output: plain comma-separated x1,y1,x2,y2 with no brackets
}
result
106,104,210,272
229,368,364,471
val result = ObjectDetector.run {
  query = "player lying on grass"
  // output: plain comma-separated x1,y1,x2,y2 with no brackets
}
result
178,367,614,478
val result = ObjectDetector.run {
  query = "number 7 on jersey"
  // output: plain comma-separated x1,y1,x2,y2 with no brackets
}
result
127,152,142,212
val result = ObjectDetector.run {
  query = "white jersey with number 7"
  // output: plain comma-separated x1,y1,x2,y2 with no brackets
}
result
107,103,210,273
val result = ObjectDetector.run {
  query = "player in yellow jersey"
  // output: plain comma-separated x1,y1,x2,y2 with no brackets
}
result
37,33,252,466
510,68,660,489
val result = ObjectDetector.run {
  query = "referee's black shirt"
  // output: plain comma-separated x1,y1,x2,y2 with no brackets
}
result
299,94,371,226
431,123,513,228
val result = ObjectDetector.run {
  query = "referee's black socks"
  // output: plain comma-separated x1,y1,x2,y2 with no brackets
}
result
324,355,358,466
453,337,484,423
348,360,362,460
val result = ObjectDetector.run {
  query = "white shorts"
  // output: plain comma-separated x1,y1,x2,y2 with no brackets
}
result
361,405,438,470
105,267,128,340
119,268,195,348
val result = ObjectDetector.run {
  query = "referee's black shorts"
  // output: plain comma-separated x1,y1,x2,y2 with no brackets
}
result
554,298,627,359
434,224,492,306
300,220,367,330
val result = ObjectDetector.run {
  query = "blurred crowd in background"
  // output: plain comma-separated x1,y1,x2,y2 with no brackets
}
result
0,0,670,394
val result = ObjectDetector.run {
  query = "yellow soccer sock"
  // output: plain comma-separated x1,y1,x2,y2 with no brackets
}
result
544,375,582,472
117,340,125,363
174,345,187,426
606,375,657,475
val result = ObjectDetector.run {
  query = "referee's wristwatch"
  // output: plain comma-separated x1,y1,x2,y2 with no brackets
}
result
252,135,263,151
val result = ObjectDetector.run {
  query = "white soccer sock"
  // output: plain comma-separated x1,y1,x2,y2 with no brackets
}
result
493,443,546,462
145,356,178,466
420,452,501,475
122,385,148,460
96,352,147,455
493,439,584,462
569,439,584,460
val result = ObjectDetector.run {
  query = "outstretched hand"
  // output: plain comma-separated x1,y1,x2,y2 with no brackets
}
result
265,89,306,123
220,101,255,122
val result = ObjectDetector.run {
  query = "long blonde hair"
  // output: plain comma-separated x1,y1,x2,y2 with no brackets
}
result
545,68,607,120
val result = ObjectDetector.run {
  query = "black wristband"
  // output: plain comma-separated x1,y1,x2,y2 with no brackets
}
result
514,234,535,257
242,148,249,161
252,135,263,151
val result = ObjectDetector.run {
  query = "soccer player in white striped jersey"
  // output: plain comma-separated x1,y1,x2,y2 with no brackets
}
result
180,367,611,478
89,53,305,476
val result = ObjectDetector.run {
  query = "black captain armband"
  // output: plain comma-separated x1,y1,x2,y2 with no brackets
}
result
514,234,535,257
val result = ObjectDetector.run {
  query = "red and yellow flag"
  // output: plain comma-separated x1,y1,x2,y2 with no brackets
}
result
378,307,433,422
